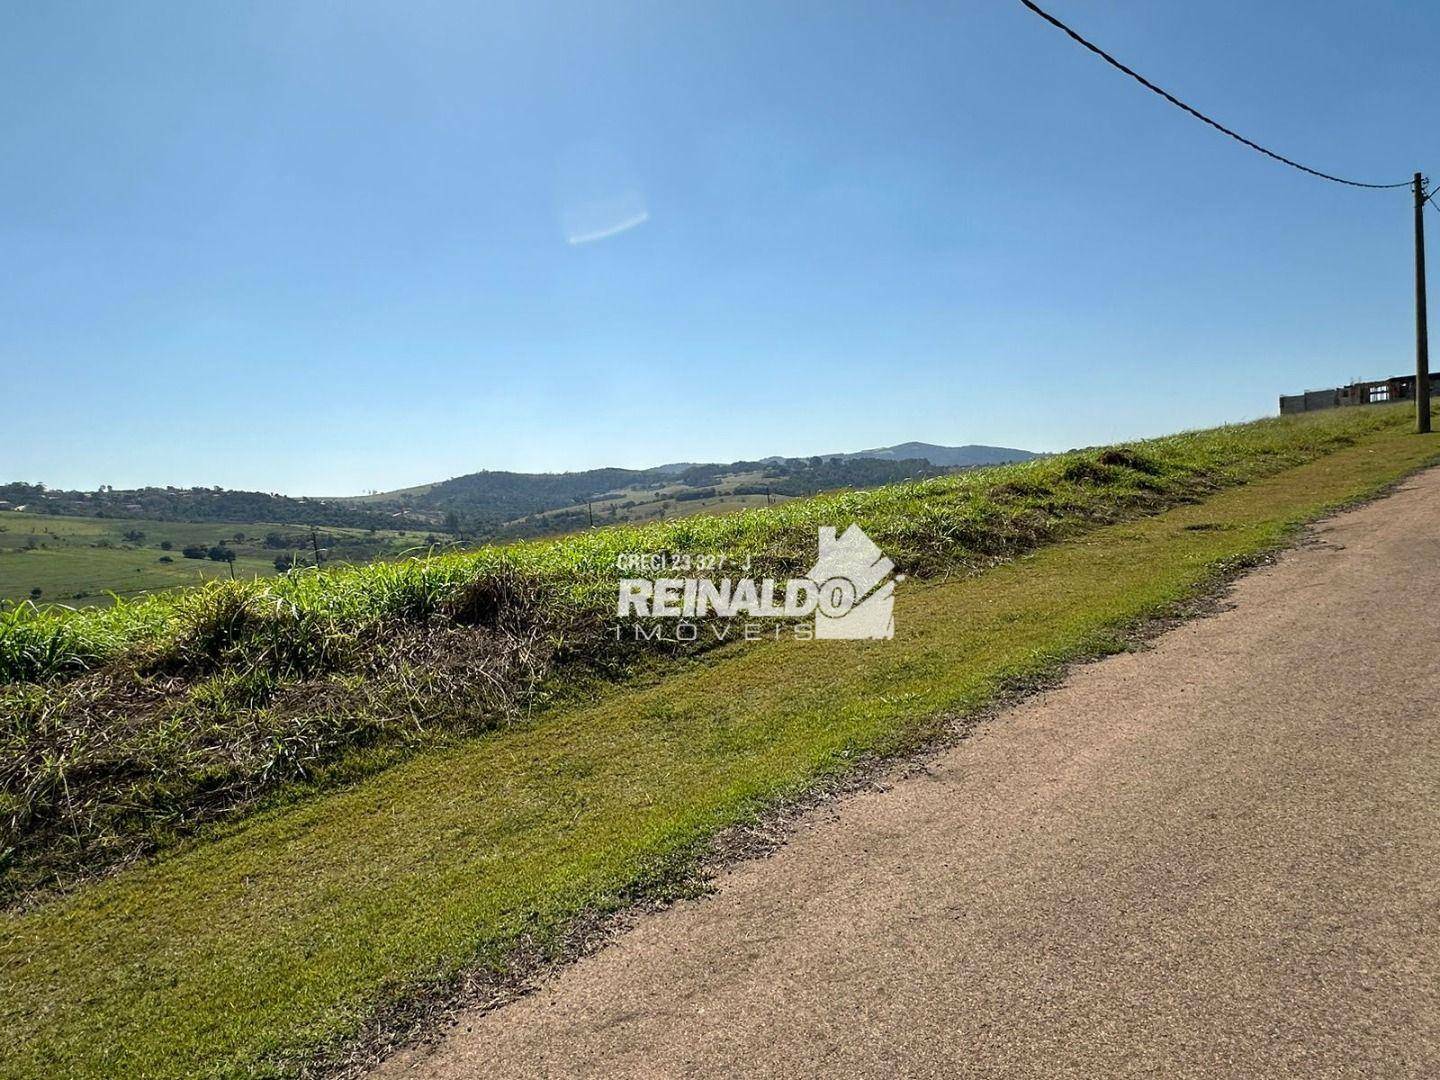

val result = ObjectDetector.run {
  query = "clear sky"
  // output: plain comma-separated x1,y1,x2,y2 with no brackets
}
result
4,1,1437,495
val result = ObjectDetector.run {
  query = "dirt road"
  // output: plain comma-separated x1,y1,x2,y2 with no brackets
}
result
376,470,1440,1079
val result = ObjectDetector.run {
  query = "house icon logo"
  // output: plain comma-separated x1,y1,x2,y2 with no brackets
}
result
807,525,897,640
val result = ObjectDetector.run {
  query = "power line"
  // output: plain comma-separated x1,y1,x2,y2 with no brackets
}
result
1017,0,1412,190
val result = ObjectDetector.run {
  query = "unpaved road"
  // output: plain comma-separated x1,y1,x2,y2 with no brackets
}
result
377,470,1440,1079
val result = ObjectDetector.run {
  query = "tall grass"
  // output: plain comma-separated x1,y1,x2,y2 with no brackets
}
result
0,406,1409,898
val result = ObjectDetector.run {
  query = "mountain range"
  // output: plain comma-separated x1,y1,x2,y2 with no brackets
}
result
345,442,1040,538
839,442,1040,468
2,442,1040,541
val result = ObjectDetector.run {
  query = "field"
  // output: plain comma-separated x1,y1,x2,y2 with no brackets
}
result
2,405,1437,1078
0,491,791,607
0,512,427,606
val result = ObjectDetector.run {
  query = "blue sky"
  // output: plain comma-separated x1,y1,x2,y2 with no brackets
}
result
4,1,1436,494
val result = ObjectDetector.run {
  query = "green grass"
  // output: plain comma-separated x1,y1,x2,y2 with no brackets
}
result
0,406,1426,902
2,416,1437,1079
0,540,279,602
0,512,421,607
3,408,1411,685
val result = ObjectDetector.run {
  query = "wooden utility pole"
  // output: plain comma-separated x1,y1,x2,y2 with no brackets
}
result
310,526,322,568
1415,173,1431,434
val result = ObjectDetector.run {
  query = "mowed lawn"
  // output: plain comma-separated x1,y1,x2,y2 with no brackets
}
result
3,427,1438,1079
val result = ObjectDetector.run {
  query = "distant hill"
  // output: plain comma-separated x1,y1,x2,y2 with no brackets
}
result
0,482,403,531
382,467,651,526
838,442,1042,468
4,442,1039,542
355,443,1039,539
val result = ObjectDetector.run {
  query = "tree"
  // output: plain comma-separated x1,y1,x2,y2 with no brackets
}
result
29,587,42,599
273,554,295,572
159,540,173,551
207,544,236,563
182,544,207,559
123,529,145,543
158,555,174,563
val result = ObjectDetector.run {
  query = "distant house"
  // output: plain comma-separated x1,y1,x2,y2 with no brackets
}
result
1280,372,1440,415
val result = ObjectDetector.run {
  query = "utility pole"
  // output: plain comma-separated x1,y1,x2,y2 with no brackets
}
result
1415,172,1431,434
310,526,322,568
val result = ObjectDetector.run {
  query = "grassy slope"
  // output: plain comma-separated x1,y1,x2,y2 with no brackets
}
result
5,409,1407,688
3,421,1436,1079
2,410,1411,896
